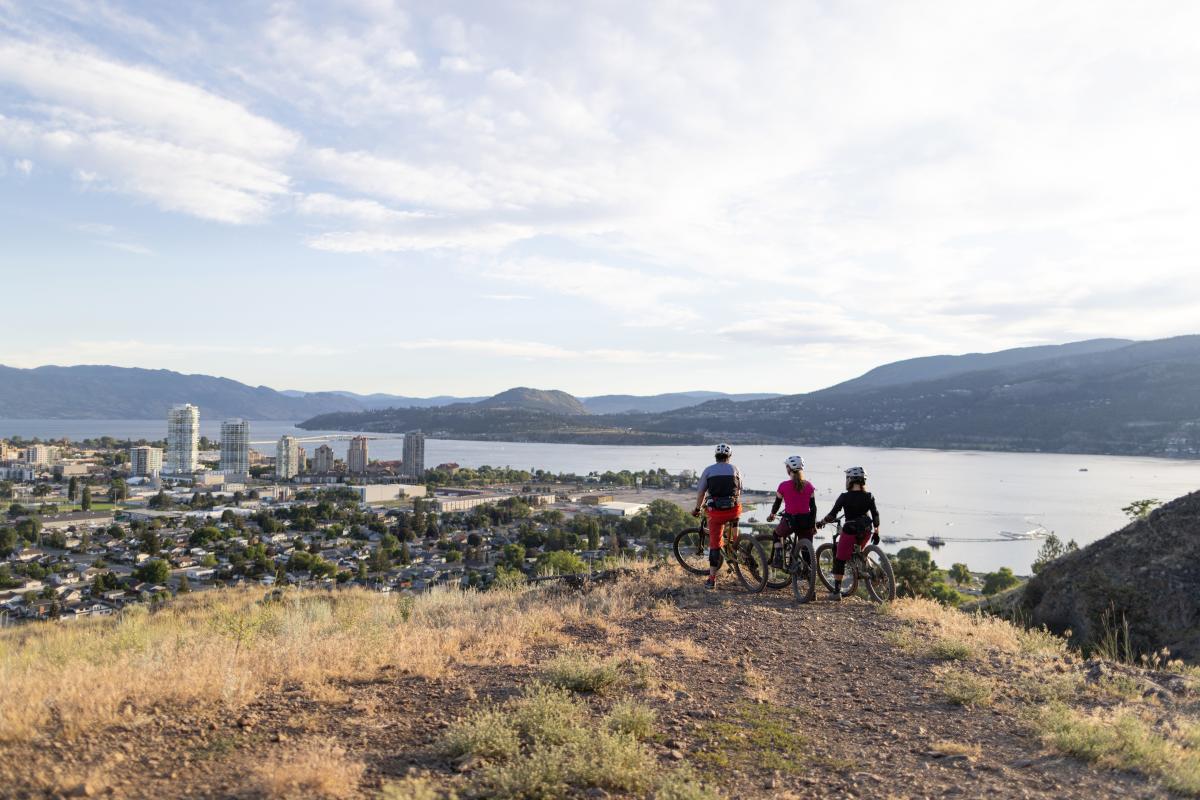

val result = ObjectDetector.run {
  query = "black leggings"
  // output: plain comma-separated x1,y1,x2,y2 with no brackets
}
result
833,558,847,576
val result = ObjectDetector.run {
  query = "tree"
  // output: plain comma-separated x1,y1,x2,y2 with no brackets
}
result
108,478,128,503
1031,533,1078,574
68,476,79,503
0,527,17,558
892,547,937,598
535,550,587,575
32,483,53,498
134,559,170,584
1121,499,1161,521
949,563,972,587
982,567,1020,595
501,543,526,570
177,574,191,593
399,542,411,565
80,486,92,511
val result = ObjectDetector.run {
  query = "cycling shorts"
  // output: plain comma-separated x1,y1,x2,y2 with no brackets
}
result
836,529,872,561
775,513,816,541
707,506,742,549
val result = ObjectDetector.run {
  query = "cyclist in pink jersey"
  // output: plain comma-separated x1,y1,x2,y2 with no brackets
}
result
767,455,818,601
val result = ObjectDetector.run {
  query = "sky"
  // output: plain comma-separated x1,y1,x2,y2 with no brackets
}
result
1,1,1199,398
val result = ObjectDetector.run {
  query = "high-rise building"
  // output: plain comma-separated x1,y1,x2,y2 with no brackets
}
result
276,435,300,480
403,431,425,479
220,419,250,478
23,444,58,466
129,446,164,477
166,404,200,474
0,441,16,461
348,436,369,474
313,444,336,473
296,446,307,474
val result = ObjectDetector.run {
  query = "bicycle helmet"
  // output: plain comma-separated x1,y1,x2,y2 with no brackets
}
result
784,455,805,471
715,443,732,457
845,466,866,482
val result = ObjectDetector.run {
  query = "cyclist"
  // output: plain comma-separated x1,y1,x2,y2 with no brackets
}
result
766,454,818,601
817,466,880,600
692,443,743,590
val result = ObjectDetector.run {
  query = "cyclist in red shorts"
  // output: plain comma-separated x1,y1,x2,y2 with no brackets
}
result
692,443,743,591
817,466,880,600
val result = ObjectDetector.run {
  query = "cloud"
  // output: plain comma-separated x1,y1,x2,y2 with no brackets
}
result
306,223,533,253
12,157,32,174
388,338,715,364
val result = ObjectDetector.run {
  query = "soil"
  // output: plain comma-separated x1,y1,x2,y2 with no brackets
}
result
4,572,1186,799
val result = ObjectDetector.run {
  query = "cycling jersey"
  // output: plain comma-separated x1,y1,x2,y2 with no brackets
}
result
697,462,742,507
823,491,879,527
776,479,817,518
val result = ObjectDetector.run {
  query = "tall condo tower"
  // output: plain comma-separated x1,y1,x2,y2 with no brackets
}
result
403,431,425,479
313,444,335,473
276,435,300,480
347,436,369,474
166,404,200,474
220,419,250,478
129,446,163,477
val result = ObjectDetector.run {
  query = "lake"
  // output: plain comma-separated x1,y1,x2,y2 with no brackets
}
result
5,418,1199,574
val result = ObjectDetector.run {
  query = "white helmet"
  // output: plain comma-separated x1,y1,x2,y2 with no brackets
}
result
715,443,732,457
784,455,805,471
845,466,866,481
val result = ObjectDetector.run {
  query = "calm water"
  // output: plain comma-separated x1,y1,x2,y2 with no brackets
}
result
5,419,1199,574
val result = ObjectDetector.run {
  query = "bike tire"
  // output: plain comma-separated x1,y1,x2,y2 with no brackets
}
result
791,538,817,603
759,533,792,590
732,536,769,593
815,541,857,597
672,528,709,575
862,545,896,602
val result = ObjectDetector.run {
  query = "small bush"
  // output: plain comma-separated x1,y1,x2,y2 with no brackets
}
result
544,652,622,694
605,699,657,740
929,639,973,661
511,683,584,746
380,777,458,800
655,768,724,800
441,709,520,761
249,738,364,799
937,667,994,707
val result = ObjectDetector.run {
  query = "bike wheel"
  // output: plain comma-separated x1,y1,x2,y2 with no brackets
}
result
672,528,708,575
760,534,792,590
815,542,857,597
731,536,769,593
790,538,817,603
862,545,896,602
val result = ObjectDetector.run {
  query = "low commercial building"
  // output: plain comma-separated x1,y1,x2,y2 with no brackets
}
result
37,510,117,530
593,501,648,517
431,492,505,513
351,484,428,504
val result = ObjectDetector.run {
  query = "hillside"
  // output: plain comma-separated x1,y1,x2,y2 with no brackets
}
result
0,365,362,420
475,387,590,415
2,566,1195,799
581,391,782,414
979,490,1200,660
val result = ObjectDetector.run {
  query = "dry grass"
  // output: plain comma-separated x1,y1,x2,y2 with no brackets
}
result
640,636,705,660
1036,704,1200,795
887,597,1066,660
381,777,458,800
248,737,365,799
606,698,657,740
543,651,625,694
0,562,669,743
929,739,982,759
935,666,995,707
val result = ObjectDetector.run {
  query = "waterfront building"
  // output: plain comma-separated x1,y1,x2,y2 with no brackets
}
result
129,446,163,478
297,446,307,474
0,441,16,461
348,436,369,474
403,432,425,479
313,444,336,473
220,419,250,478
23,444,58,466
166,404,200,474
276,435,301,480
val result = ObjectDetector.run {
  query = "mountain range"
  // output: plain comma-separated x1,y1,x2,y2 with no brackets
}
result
298,336,1200,458
0,366,777,420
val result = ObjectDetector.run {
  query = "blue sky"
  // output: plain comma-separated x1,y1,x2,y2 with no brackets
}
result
2,1,1199,397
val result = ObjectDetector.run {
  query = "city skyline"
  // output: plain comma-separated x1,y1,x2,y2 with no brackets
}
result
4,3,1200,396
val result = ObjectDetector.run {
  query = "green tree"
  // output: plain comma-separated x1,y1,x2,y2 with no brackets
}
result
982,567,1020,595
949,563,972,587
134,559,171,584
892,547,937,598
1031,533,1079,574
501,543,526,570
177,574,191,593
1121,499,1161,521
108,478,128,503
32,483,52,498
535,550,587,575
0,527,17,558
80,486,92,511
68,476,79,503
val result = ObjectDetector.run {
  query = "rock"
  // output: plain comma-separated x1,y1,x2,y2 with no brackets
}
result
456,756,482,773
272,731,288,742
63,784,95,798
584,789,610,799
668,749,685,761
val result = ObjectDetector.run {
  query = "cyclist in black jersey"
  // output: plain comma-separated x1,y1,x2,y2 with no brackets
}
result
817,466,880,600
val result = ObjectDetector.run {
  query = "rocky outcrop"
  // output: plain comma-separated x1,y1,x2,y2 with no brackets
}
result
1006,490,1200,660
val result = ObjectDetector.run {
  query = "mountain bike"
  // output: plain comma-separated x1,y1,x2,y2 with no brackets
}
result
753,517,817,603
672,513,769,593
814,517,896,602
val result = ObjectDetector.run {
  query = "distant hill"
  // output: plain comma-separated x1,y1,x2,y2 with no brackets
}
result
300,335,1200,457
0,365,361,420
976,490,1200,660
475,387,589,415
581,391,782,414
820,338,1133,394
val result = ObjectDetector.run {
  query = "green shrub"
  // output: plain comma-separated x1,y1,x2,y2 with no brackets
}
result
511,683,584,746
544,652,623,694
441,708,520,761
605,699,656,740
